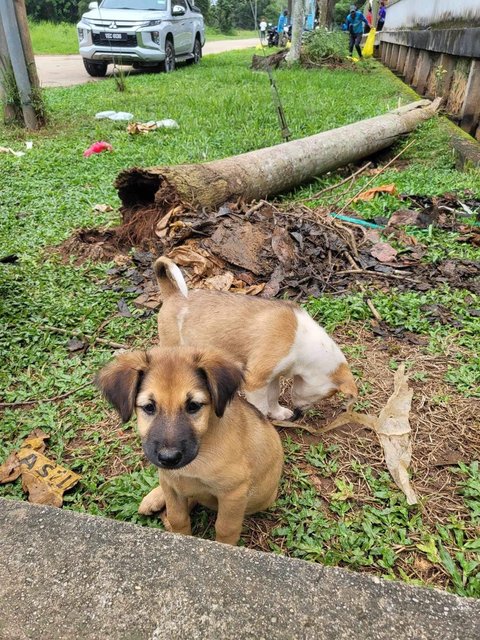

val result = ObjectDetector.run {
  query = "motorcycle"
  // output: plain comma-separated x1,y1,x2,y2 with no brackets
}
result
267,25,279,47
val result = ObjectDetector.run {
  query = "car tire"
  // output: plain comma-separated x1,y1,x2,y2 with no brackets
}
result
163,40,175,73
187,37,202,65
83,59,108,77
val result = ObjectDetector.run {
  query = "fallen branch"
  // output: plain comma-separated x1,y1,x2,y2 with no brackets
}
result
115,100,441,237
40,325,129,350
0,383,90,410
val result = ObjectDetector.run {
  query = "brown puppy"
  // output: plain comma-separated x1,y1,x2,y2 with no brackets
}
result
97,346,283,546
154,257,358,420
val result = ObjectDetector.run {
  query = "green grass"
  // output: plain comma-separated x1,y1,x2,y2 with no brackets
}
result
0,50,479,597
29,21,79,55
28,20,258,55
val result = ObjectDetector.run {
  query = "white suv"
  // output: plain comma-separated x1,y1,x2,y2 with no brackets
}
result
77,0,205,76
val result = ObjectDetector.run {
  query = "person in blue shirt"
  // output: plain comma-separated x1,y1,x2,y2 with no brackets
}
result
345,5,369,58
277,9,289,32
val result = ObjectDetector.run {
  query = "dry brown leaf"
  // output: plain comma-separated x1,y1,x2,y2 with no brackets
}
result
0,429,81,507
23,429,50,453
354,184,397,202
271,226,296,266
167,245,218,277
127,122,158,135
204,272,234,291
154,210,173,238
370,242,398,263
17,446,81,507
232,283,266,296
322,364,418,504
0,452,21,484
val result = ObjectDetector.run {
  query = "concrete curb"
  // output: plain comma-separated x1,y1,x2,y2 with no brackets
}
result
1,498,479,640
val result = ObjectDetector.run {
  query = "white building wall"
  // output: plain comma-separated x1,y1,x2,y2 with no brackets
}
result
385,0,480,30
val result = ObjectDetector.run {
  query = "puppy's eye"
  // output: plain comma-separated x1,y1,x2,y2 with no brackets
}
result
186,400,203,414
142,402,156,416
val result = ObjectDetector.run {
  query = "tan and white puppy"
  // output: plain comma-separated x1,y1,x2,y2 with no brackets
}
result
154,257,358,420
97,346,283,546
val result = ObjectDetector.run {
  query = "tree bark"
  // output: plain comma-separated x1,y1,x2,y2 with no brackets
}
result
286,0,305,63
116,99,440,217
317,0,328,27
14,0,41,93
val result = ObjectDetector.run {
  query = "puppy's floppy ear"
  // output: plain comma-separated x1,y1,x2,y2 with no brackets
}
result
96,351,149,422
195,352,244,418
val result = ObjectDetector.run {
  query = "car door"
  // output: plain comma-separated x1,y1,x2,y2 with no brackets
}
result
171,0,190,54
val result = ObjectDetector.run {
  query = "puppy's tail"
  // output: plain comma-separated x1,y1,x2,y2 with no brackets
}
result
154,257,189,299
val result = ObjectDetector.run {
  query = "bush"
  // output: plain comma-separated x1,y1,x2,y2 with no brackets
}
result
302,29,347,62
26,0,81,23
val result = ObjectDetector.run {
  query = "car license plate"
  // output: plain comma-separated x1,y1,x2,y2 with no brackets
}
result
102,32,127,40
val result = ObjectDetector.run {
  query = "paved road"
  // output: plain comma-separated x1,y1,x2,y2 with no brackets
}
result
35,38,259,88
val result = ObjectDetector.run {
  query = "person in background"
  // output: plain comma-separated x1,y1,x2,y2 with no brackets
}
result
377,1,386,31
366,4,373,26
345,5,369,58
259,17,267,42
277,9,288,39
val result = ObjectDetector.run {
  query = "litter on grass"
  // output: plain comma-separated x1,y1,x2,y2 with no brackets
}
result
127,119,179,135
95,111,134,121
0,430,81,507
83,141,113,157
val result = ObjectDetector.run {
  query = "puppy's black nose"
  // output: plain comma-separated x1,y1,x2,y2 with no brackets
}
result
157,447,183,467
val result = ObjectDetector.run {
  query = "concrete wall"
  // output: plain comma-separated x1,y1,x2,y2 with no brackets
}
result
377,1,480,141
385,0,480,30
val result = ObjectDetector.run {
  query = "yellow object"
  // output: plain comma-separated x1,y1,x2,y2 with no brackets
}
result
0,429,81,507
362,27,376,58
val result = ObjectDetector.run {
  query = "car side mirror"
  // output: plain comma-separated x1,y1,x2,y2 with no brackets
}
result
172,5,186,16
88,2,99,9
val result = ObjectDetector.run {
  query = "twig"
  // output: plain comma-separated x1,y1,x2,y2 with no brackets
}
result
0,382,91,410
336,268,419,283
338,138,416,215
40,325,129,350
272,420,320,435
357,281,383,322
344,252,361,270
303,162,372,202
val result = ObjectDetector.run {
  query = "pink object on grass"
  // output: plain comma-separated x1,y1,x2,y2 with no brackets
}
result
83,141,113,157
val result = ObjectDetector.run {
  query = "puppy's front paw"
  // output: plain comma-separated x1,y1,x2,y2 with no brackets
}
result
138,486,166,515
269,406,294,421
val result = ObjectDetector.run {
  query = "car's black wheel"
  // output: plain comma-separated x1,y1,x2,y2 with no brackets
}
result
163,40,176,73
187,37,202,65
83,59,108,77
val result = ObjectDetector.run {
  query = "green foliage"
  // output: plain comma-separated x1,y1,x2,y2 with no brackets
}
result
212,0,236,33
302,29,347,61
26,0,81,23
334,0,352,27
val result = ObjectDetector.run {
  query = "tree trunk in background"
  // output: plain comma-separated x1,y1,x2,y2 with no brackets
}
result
326,0,335,27
286,0,304,63
116,100,440,219
14,0,41,92
317,0,328,27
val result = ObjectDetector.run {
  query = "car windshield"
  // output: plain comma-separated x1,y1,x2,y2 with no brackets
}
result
100,0,167,10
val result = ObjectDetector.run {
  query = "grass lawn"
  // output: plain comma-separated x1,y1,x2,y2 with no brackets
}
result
0,50,479,597
28,20,258,55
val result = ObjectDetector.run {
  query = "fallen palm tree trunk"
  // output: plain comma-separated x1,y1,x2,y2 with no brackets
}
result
116,99,441,223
